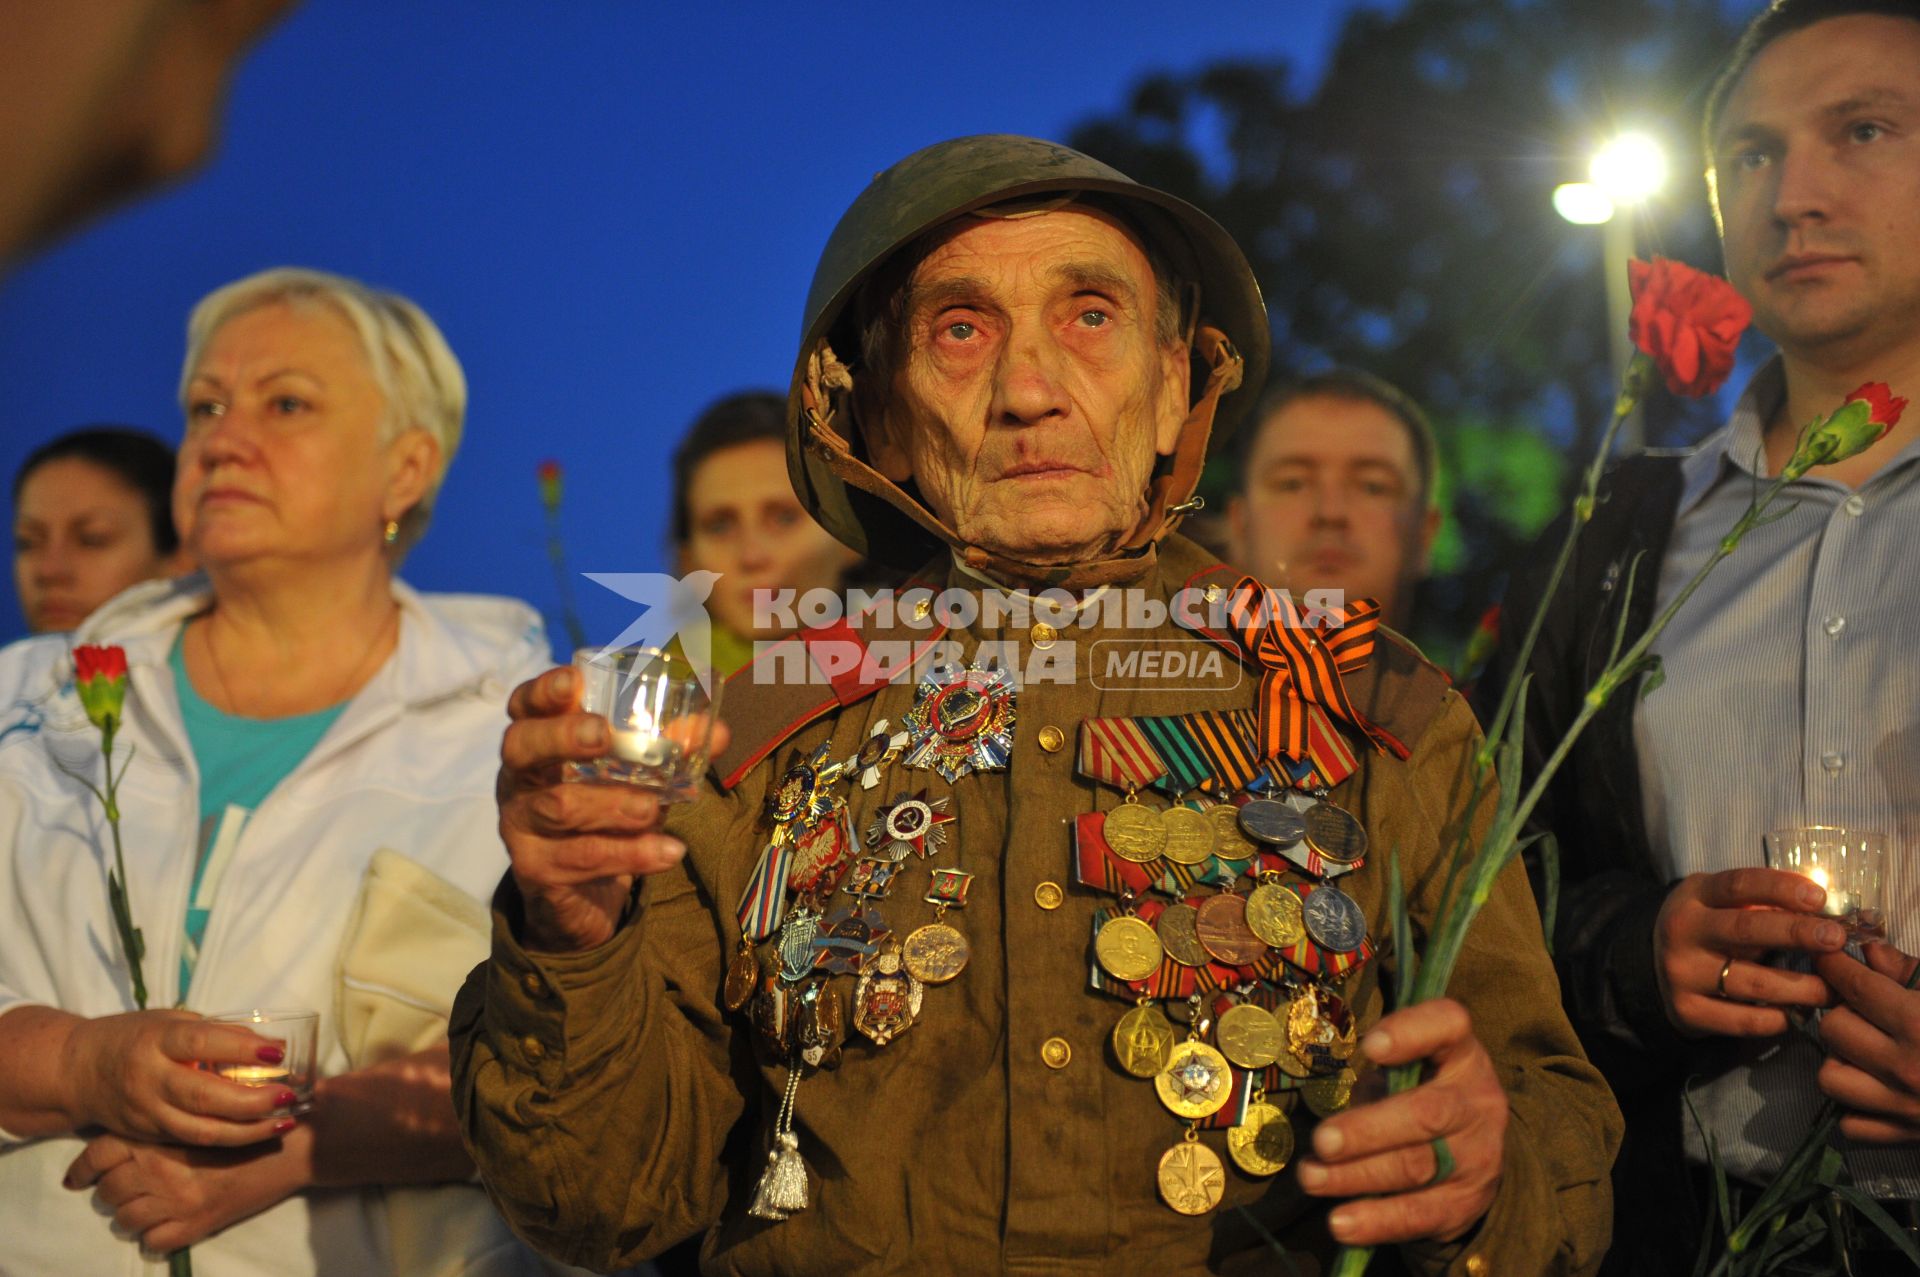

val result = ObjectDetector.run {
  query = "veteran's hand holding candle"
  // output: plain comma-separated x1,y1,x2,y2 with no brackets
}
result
498,662,731,953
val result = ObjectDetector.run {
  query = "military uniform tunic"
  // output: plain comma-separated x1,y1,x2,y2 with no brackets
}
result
451,537,1621,1276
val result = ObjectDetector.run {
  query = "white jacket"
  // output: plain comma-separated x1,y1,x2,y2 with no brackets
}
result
0,575,556,1277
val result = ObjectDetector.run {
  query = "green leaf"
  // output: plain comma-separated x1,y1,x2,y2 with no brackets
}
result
1388,854,1416,1007
1638,653,1666,700
1831,1186,1920,1265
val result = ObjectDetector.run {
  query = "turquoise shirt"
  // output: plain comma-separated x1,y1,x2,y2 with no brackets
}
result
169,635,348,994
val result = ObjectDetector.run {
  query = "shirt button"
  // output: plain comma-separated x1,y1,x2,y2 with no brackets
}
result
520,1034,547,1061
521,972,547,998
1822,751,1846,772
1034,881,1064,910
1041,1036,1072,1069
1844,494,1866,517
1824,615,1846,638
1037,724,1065,753
1030,621,1059,650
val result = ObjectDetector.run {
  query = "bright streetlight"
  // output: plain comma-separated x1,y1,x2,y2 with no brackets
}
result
1555,132,1670,451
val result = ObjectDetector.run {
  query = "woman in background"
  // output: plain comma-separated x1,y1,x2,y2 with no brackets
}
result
12,425,188,633
0,267,575,1275
670,390,860,677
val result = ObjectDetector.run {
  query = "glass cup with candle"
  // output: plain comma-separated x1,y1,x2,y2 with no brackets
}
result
1763,826,1888,942
207,1008,319,1109
566,645,718,802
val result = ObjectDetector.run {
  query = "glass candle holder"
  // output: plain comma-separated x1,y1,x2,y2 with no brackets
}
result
1763,825,1887,941
207,1008,319,1107
567,645,718,802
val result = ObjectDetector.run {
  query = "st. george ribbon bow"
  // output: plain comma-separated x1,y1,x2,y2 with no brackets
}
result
1223,576,1409,765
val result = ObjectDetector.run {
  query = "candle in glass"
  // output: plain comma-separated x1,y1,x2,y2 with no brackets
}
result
1763,827,1886,940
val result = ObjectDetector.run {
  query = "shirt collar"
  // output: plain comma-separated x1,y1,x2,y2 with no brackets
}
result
1675,357,1786,521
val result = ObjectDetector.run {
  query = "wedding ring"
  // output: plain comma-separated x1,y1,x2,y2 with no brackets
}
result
1716,957,1735,999
1426,1136,1456,1187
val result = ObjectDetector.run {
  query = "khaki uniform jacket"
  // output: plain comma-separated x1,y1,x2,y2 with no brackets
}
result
451,538,1621,1276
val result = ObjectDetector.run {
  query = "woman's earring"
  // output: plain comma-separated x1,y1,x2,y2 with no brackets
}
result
383,518,400,545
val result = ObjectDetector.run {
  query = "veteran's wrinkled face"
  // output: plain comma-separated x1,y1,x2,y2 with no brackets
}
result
867,207,1190,565
1712,14,1920,365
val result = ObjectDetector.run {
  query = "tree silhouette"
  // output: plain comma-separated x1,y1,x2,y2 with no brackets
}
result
1071,0,1748,663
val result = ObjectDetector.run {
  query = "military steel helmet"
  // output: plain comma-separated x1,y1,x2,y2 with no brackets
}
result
787,133,1269,586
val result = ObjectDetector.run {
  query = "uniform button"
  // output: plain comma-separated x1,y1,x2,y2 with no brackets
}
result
1204,584,1223,604
520,1034,547,1061
1844,494,1866,517
1034,881,1064,910
1824,615,1846,638
1465,1258,1489,1277
1037,724,1065,753
1030,621,1059,650
913,597,932,620
521,972,547,998
1041,1036,1072,1069
1822,751,1846,772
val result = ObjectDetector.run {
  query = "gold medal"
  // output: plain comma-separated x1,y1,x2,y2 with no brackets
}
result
1157,1135,1225,1215
1095,915,1164,981
1273,1039,1313,1078
1112,1001,1177,1078
1228,1100,1295,1177
1301,1069,1355,1117
1155,1039,1233,1119
1103,803,1166,863
1207,802,1256,861
901,921,970,984
1215,1002,1284,1069
1245,880,1305,949
1160,806,1214,865
1154,903,1211,967
723,941,759,1013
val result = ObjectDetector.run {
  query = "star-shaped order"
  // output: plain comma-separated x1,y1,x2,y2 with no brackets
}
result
866,789,954,859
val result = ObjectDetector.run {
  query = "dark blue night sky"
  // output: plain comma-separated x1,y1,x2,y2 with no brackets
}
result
1,1,1382,645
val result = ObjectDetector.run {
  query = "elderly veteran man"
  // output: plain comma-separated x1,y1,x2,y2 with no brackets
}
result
451,135,1620,1276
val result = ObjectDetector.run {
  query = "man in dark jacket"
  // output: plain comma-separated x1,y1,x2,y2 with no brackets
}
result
1485,2,1920,1272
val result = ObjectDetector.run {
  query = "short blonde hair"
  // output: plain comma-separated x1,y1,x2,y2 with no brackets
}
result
179,266,466,552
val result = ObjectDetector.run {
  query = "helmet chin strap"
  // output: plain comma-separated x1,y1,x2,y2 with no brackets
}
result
801,327,1243,592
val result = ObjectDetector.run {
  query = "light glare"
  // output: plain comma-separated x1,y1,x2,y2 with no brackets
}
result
1553,182,1616,225
1590,133,1668,202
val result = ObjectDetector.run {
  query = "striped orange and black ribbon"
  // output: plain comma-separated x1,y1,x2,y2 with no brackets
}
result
1223,576,1408,765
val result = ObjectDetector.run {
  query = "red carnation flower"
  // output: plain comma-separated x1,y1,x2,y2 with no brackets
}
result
1627,257,1753,398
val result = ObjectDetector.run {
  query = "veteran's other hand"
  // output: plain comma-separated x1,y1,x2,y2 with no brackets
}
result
1654,867,1844,1037
63,1011,296,1147
64,1130,301,1254
1295,999,1506,1247
498,666,728,953
1816,942,1920,1143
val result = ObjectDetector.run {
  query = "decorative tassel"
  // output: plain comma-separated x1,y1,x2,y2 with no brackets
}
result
748,1065,810,1220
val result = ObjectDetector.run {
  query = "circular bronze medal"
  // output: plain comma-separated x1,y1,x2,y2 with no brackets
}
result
1302,801,1367,863
1238,797,1307,847
1301,1069,1355,1117
1194,893,1267,966
1208,802,1257,860
1228,1101,1295,1177
1215,1002,1283,1069
1155,903,1210,967
1095,915,1164,981
1112,1002,1178,1078
902,921,970,984
1246,881,1306,949
1157,1138,1225,1215
1302,885,1367,954
1103,804,1166,863
1155,1040,1233,1119
1160,806,1214,865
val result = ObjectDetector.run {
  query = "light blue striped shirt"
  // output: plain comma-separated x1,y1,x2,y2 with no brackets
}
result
1636,357,1920,1197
